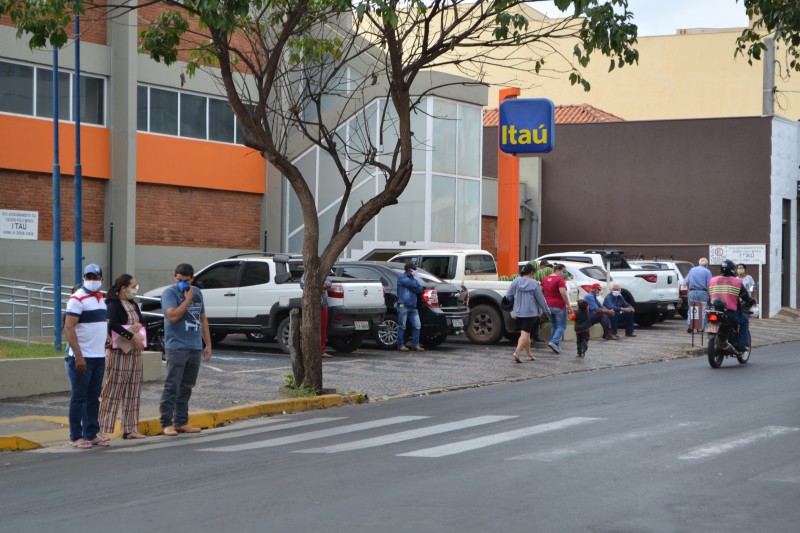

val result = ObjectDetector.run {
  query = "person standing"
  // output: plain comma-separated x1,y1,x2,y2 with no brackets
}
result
585,283,616,339
505,263,549,363
99,274,147,440
159,264,212,436
603,283,637,337
541,263,573,354
64,263,109,449
708,259,753,352
396,262,425,352
685,257,712,332
736,264,756,297
300,271,333,358
573,299,592,357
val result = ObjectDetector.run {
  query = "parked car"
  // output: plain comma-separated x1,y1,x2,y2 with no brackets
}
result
333,261,470,349
629,259,694,318
518,260,587,303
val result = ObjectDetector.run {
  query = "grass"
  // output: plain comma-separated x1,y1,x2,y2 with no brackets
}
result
0,341,65,359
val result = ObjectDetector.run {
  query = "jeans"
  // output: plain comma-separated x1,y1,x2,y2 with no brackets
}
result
727,310,750,348
687,290,709,329
548,307,567,347
610,311,635,335
397,305,421,348
160,349,202,428
65,356,106,442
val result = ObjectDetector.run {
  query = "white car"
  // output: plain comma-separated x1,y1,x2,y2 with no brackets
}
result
629,260,694,318
518,261,583,306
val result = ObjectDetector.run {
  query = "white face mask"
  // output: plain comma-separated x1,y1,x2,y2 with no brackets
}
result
84,280,102,293
611,290,621,297
125,287,138,300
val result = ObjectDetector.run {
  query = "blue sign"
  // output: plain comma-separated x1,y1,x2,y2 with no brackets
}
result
498,98,555,154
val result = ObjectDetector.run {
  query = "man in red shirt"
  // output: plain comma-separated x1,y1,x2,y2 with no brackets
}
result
541,263,573,354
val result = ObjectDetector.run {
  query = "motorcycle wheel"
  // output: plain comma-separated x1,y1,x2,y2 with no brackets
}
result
707,334,724,368
737,331,751,364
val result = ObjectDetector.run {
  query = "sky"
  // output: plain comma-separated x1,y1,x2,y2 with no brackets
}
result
532,0,751,37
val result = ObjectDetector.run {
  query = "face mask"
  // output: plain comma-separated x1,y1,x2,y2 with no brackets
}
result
126,287,138,300
737,269,745,275
84,280,102,293
177,280,191,292
612,290,621,297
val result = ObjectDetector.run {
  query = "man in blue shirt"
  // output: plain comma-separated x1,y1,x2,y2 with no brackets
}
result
684,258,713,332
603,282,636,337
585,283,616,340
396,263,424,352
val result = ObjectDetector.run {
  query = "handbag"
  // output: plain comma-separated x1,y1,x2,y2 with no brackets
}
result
501,296,513,311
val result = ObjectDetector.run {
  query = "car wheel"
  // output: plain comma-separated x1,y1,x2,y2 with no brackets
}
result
375,313,399,350
277,316,292,355
328,334,364,353
210,331,227,345
466,304,504,345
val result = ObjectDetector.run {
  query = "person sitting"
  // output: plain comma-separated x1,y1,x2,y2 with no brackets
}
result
602,283,636,338
585,283,616,340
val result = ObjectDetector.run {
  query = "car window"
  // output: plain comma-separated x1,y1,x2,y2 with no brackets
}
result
340,266,381,281
580,266,608,281
420,256,454,278
194,261,241,289
240,261,269,287
464,254,496,275
676,263,693,277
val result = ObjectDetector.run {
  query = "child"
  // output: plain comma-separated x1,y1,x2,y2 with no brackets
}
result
573,299,591,358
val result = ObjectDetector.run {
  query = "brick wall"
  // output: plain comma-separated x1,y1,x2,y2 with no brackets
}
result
0,169,105,241
136,183,261,249
2,11,107,46
481,215,497,258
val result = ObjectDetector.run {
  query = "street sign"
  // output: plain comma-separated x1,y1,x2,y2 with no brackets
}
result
708,244,766,265
498,98,555,154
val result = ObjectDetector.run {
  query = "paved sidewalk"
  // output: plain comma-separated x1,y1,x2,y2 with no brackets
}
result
2,312,799,450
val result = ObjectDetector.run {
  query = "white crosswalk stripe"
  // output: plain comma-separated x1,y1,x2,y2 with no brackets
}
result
509,421,699,462
110,417,346,453
677,425,800,461
294,415,516,454
399,417,603,458
200,416,430,452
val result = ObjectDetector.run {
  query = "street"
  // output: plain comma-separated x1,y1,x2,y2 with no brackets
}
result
2,340,799,532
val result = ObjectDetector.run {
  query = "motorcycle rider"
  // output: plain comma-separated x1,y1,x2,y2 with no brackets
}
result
707,259,755,353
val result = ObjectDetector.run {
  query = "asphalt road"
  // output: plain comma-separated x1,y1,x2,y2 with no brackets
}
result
2,340,799,532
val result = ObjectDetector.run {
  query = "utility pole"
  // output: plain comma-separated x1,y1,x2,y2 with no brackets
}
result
763,36,775,116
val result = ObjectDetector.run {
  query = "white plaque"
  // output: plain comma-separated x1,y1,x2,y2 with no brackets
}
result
0,210,38,240
708,244,766,265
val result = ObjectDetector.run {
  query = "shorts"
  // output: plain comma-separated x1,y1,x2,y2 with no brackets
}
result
517,316,536,333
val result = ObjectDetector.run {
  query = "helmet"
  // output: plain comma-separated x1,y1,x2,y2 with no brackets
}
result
720,259,736,276
710,297,727,312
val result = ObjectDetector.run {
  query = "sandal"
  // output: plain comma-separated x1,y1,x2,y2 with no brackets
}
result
95,433,111,442
513,353,522,364
526,355,536,361
123,432,147,440
69,439,92,449
90,436,110,447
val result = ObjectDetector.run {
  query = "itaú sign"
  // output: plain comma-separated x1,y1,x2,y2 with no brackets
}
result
498,98,555,154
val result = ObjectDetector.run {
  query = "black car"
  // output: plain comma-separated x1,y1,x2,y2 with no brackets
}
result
333,261,469,349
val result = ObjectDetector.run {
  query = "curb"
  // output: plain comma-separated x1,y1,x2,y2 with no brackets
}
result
0,393,366,451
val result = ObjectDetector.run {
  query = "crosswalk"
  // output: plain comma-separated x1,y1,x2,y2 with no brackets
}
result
38,413,800,473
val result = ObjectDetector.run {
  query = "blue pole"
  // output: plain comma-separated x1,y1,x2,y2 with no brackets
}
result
53,46,63,353
74,10,83,286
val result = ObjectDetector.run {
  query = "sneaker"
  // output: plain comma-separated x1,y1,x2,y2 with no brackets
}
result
548,341,561,354
175,424,202,434
162,426,178,437
625,333,637,338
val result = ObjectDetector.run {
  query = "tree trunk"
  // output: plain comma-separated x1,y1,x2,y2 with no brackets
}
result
289,308,304,387
299,259,324,391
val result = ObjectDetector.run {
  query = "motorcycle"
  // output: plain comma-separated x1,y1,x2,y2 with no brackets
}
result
704,298,751,368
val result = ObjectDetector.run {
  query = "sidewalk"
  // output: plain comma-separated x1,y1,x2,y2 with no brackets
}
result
2,311,799,450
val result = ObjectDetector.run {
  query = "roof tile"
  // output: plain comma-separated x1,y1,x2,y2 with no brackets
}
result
483,104,624,126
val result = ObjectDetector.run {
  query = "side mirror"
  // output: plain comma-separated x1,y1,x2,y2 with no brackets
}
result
274,272,292,284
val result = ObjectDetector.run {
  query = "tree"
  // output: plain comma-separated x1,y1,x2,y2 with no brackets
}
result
1,0,648,390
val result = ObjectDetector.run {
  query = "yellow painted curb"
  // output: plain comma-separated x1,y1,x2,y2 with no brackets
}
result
0,436,41,451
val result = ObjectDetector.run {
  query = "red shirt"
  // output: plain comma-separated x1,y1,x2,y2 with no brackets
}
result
542,274,567,308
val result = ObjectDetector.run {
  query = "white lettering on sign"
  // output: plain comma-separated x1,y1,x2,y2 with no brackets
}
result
708,244,766,265
0,210,38,240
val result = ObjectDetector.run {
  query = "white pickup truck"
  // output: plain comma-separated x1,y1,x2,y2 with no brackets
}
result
536,250,681,327
388,249,516,345
142,253,385,354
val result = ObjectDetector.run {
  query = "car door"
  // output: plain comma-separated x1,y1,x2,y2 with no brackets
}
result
235,260,273,327
192,260,242,326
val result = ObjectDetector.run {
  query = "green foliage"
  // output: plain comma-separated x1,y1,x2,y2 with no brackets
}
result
284,373,319,397
0,342,63,359
737,0,800,73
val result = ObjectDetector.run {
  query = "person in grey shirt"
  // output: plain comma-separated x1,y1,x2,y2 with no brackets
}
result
159,263,212,436
505,263,550,363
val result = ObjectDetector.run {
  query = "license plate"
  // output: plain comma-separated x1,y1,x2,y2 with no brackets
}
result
354,321,369,331
705,323,719,333
452,318,464,328
667,304,675,310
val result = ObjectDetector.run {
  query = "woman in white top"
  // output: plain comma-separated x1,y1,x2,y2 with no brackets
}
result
736,264,756,297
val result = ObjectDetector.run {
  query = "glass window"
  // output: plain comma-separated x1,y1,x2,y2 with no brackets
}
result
431,174,455,242
209,98,234,143
432,99,457,174
240,262,270,286
180,92,207,139
137,85,148,131
0,61,34,115
411,104,428,172
36,68,70,120
377,173,425,241
456,178,480,244
340,266,381,280
457,105,480,177
149,88,178,135
465,254,497,275
194,261,241,289
420,257,454,279
79,75,104,125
